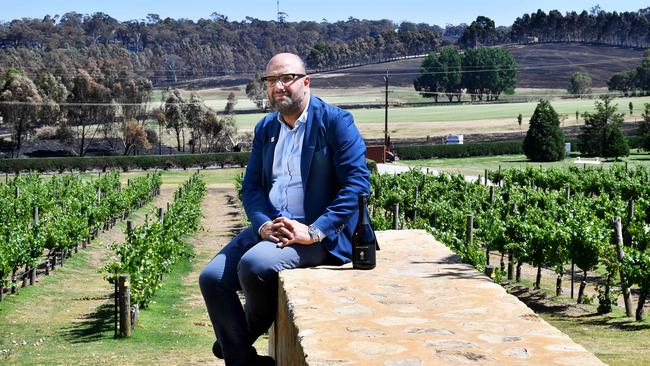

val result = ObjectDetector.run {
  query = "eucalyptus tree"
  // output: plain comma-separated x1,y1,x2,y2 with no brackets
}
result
0,69,42,156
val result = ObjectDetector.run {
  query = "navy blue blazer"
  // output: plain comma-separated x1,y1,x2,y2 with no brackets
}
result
240,95,370,264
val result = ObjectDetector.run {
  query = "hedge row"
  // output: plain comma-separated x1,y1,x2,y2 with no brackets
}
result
0,152,250,173
394,140,524,160
394,134,644,161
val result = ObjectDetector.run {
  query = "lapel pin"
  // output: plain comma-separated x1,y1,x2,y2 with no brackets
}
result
271,137,275,143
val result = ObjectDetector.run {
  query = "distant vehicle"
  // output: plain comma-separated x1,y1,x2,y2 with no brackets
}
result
445,134,464,144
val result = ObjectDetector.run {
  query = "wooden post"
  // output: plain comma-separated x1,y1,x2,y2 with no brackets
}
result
392,203,399,230
30,206,39,285
158,208,164,223
570,259,575,299
507,252,513,280
613,217,634,317
489,186,494,204
127,221,133,237
484,169,488,185
412,186,418,222
22,265,29,287
625,200,635,244
118,274,132,337
11,268,16,294
565,185,570,200
114,277,118,339
484,265,495,278
466,214,473,245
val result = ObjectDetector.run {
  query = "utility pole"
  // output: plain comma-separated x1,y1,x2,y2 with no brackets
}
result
384,70,389,149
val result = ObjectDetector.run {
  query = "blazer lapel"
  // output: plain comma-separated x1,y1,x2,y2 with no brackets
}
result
264,115,281,186
301,96,319,191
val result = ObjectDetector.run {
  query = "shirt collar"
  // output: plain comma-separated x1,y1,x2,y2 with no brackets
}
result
276,96,310,128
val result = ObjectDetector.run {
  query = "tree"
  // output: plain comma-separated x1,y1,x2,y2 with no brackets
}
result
458,16,496,49
638,103,650,151
246,73,267,111
122,120,151,155
567,71,592,96
200,111,238,152
461,48,517,101
164,89,186,152
523,100,565,162
66,69,115,156
0,69,42,156
579,96,628,158
413,51,442,102
34,72,68,126
602,123,630,159
607,69,637,96
184,92,207,153
636,49,650,95
225,91,237,114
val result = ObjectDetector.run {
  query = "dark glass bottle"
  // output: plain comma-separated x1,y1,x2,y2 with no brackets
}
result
352,194,377,270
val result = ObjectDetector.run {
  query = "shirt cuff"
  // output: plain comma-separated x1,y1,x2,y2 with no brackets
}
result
258,221,272,238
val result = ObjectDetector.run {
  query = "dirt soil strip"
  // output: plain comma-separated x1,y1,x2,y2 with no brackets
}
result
0,186,174,364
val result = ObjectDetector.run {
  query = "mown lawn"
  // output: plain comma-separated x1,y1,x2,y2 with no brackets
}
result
399,151,650,177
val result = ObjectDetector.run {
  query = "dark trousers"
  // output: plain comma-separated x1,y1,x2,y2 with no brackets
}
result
199,227,329,365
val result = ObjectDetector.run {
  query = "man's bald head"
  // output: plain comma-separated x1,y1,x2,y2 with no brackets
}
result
265,53,306,75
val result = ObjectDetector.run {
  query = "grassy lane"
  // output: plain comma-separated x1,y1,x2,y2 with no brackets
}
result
0,174,257,365
0,184,176,365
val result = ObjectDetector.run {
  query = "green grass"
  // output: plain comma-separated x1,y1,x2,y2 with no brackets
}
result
230,94,650,133
399,151,650,176
504,277,650,366
87,168,244,187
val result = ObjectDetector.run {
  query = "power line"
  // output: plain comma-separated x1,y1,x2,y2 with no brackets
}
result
1,54,643,80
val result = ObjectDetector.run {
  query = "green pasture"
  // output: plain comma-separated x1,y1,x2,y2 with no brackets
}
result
230,94,650,131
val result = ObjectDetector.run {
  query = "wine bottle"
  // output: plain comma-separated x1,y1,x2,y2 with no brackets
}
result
352,193,377,270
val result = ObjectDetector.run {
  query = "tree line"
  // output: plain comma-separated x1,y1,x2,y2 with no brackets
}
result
0,62,238,157
0,14,442,84
413,47,517,102
509,6,650,48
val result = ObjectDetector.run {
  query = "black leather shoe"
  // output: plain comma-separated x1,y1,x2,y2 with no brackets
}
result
247,355,275,366
212,340,223,359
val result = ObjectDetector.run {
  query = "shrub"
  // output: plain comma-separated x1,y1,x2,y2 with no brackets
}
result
0,152,250,173
523,100,565,162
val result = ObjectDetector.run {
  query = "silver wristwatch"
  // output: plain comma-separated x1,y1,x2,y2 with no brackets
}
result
308,225,321,243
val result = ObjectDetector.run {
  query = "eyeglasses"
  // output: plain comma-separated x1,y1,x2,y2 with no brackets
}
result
260,73,306,87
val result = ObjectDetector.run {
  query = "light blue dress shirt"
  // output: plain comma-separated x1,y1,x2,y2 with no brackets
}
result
268,98,310,220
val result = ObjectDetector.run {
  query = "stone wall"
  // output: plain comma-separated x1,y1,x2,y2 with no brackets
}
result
269,230,605,366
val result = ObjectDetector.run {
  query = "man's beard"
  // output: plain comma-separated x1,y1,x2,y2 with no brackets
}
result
271,91,303,116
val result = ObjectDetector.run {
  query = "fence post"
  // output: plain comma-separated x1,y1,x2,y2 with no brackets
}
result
392,203,399,230
30,207,39,285
465,214,473,245
613,217,634,317
118,274,132,337
412,186,418,222
484,169,488,185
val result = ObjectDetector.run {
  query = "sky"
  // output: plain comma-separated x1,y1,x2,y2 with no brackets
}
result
0,1,648,26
